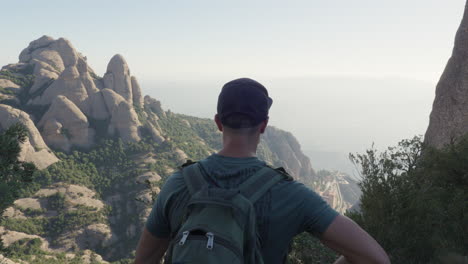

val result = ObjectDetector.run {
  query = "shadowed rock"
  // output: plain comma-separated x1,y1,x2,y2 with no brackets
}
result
425,2,468,148
38,95,94,152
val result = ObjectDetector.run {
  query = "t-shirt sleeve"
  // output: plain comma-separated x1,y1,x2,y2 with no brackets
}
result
145,171,184,238
298,183,339,237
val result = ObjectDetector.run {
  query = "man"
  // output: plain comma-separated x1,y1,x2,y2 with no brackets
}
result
135,78,390,264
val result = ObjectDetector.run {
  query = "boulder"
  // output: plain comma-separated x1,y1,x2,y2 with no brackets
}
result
49,38,78,67
0,104,58,169
109,100,141,142
144,95,166,118
31,65,90,109
136,171,161,184
38,95,94,152
145,122,165,143
85,90,110,120
29,60,58,94
101,88,125,114
2,207,26,219
30,49,64,72
35,183,104,210
103,54,133,103
131,76,144,106
425,4,468,148
0,226,50,251
101,88,141,141
77,224,117,248
174,148,188,163
14,198,45,211
81,250,109,264
0,79,20,90
0,254,20,264
19,35,55,63
181,119,191,128
19,36,101,118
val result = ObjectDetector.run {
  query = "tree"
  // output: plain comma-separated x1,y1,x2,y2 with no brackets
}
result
0,123,37,255
348,136,468,263
0,123,36,213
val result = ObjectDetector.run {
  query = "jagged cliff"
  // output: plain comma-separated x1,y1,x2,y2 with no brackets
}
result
0,36,322,262
425,2,468,148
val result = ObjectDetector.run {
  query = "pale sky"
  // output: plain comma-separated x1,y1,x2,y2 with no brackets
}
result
1,0,466,172
1,0,464,82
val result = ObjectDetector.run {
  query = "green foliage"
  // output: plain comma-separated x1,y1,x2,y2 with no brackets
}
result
288,232,337,263
0,123,37,214
5,238,107,264
348,136,468,263
0,217,47,235
180,114,223,150
158,114,214,160
0,86,16,95
0,69,34,89
7,238,44,256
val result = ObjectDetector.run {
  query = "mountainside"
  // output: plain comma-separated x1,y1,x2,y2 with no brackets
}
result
425,2,468,148
0,36,350,263
312,170,361,214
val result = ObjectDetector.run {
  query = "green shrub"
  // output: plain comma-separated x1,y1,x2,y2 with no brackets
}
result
348,136,468,263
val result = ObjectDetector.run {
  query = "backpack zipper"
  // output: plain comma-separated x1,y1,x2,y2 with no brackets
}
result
178,231,189,245
206,232,214,250
175,232,242,260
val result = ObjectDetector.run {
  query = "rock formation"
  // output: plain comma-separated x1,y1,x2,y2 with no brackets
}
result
131,76,144,106
425,2,468,148
0,104,58,169
144,95,166,118
103,54,133,103
0,35,158,153
262,127,316,183
101,88,141,141
38,95,95,152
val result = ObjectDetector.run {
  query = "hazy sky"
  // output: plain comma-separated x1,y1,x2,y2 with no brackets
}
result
1,0,466,169
1,0,464,82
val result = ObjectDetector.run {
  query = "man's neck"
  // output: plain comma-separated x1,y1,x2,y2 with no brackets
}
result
218,135,258,158
217,148,256,158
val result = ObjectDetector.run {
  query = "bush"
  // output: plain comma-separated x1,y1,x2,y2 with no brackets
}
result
348,136,468,263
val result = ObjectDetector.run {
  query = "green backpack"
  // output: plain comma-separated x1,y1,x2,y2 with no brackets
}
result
165,162,289,264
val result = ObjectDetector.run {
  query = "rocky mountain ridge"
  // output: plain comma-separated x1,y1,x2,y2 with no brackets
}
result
0,36,328,263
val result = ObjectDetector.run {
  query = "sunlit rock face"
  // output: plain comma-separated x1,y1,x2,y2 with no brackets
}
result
425,3,468,148
1,35,153,152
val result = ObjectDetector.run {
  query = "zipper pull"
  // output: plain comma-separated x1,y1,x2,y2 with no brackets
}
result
179,231,189,245
206,232,214,250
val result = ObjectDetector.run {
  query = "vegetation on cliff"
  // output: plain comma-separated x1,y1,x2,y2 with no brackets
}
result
348,136,468,263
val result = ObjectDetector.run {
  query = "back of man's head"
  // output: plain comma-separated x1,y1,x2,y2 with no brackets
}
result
216,78,273,134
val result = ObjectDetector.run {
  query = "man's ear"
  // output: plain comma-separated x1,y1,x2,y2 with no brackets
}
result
259,118,269,134
214,114,223,132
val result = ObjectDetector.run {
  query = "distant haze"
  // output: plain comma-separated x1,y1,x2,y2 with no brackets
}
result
141,76,434,175
1,0,463,174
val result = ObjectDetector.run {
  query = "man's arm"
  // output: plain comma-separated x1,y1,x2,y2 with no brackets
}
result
320,215,390,264
134,227,169,264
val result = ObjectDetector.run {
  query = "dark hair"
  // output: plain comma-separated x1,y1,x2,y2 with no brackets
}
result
222,113,260,129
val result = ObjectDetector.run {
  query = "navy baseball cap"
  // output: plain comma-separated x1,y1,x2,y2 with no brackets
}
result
217,78,273,128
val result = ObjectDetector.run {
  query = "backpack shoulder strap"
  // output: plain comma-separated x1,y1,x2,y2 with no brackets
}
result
239,166,289,203
181,162,206,195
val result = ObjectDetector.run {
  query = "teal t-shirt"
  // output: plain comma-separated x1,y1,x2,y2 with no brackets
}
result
146,154,338,263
